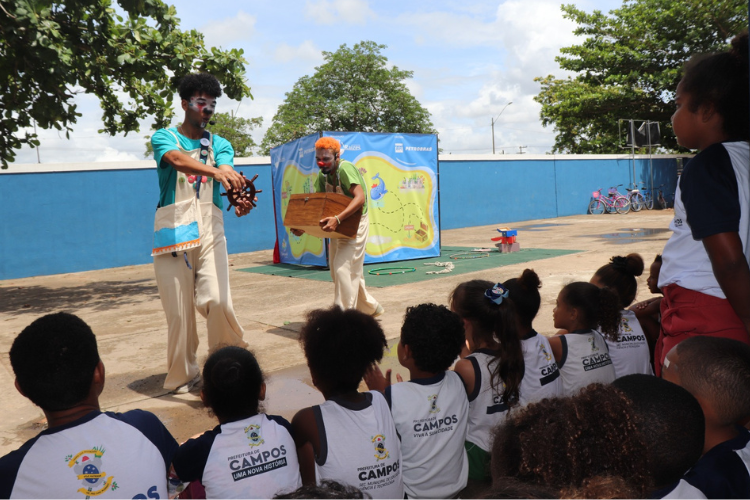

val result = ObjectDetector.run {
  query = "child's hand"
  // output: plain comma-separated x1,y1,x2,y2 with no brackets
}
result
364,364,396,392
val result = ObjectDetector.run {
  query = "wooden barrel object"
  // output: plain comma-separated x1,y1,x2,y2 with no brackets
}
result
283,193,361,239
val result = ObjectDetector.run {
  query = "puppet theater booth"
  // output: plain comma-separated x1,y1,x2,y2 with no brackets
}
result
238,131,579,286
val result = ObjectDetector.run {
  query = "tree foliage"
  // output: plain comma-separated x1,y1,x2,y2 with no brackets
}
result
144,111,263,158
535,0,747,153
0,0,253,168
260,41,436,154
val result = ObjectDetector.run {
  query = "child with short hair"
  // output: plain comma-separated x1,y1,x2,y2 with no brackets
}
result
502,269,563,405
365,303,469,499
291,306,403,499
0,313,178,499
449,280,526,481
656,32,750,376
548,282,619,395
170,346,301,498
591,254,653,376
661,336,750,499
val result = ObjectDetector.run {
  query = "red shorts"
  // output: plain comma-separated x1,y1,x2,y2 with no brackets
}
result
654,284,750,376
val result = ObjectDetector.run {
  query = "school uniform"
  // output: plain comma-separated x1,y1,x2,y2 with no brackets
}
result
385,372,469,498
312,391,403,499
519,330,563,405
558,330,616,395
0,410,177,499
604,310,653,377
171,414,301,499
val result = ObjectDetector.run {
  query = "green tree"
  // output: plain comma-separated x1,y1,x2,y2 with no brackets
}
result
144,111,263,158
260,41,436,154
0,0,253,168
535,0,747,153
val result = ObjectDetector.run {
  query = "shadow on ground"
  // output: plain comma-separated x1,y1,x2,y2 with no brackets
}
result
0,279,159,316
267,322,304,340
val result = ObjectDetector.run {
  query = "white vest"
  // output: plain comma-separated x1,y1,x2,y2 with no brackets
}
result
558,331,616,395
199,415,301,499
388,372,469,498
464,350,511,452
519,331,563,406
604,310,653,377
314,391,404,499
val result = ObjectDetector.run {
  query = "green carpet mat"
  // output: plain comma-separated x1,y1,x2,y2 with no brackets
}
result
237,247,581,288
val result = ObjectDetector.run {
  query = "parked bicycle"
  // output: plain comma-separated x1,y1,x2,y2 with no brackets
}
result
626,184,646,212
653,184,667,209
588,186,631,214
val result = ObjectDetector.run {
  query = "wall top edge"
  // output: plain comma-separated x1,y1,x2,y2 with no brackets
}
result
1,153,691,174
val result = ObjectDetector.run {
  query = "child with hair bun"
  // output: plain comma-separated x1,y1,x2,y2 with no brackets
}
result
291,306,403,499
548,282,619,395
591,254,653,376
656,31,750,376
170,346,301,499
502,269,563,405
450,279,527,482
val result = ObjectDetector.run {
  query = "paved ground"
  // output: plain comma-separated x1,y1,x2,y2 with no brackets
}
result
0,210,673,455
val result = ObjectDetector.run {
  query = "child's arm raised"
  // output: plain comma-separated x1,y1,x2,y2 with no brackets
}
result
291,408,319,486
704,232,750,334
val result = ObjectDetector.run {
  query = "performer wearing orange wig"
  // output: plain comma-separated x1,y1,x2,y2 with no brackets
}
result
291,137,383,316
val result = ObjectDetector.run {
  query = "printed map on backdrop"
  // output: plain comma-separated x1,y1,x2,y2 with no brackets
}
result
270,132,440,266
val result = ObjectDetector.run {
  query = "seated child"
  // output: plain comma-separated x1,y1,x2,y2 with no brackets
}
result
291,306,403,499
660,336,750,499
491,383,650,497
629,254,664,355
274,479,365,499
0,312,178,499
548,282,619,395
502,269,563,404
365,303,469,499
612,374,704,496
449,280,528,482
170,346,302,498
590,254,653,376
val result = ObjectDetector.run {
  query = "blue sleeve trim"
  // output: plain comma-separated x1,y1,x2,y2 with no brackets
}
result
384,385,393,409
467,356,482,402
267,414,294,436
108,410,179,473
559,337,568,369
313,406,327,467
0,434,42,498
171,427,219,483
681,143,741,239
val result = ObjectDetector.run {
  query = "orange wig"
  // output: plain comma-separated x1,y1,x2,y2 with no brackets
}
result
315,137,341,154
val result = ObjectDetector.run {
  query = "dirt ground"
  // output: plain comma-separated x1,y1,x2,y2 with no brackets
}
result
0,211,674,455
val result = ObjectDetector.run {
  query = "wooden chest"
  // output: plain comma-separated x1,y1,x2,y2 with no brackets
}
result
283,193,360,239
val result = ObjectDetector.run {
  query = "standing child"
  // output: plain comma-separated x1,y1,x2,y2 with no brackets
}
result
170,346,301,499
660,337,750,499
591,254,653,376
548,282,619,395
502,269,563,405
365,303,469,499
630,254,664,355
449,280,526,482
291,307,403,499
656,32,750,376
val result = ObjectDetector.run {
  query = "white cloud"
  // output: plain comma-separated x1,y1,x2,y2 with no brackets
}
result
94,147,141,163
304,0,375,25
273,40,324,64
200,11,257,48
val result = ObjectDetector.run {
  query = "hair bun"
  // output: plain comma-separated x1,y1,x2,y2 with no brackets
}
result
731,32,749,65
518,269,541,290
610,254,644,277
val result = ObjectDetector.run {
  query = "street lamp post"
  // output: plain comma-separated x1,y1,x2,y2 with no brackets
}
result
492,102,512,154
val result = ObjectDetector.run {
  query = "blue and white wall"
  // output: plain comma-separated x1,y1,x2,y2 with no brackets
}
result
1,154,681,279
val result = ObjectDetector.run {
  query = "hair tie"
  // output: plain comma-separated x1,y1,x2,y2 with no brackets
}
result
610,256,628,270
484,283,509,305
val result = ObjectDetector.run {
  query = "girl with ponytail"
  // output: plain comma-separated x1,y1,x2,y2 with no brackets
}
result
591,254,653,376
450,279,525,482
657,31,750,376
170,346,302,498
548,282,619,396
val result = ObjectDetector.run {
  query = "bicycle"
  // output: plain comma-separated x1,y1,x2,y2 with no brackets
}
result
625,184,646,212
653,184,667,209
588,186,631,214
641,184,654,210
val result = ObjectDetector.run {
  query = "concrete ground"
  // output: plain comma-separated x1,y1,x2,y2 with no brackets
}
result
0,210,673,455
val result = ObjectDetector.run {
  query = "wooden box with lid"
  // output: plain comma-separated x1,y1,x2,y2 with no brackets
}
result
283,193,360,239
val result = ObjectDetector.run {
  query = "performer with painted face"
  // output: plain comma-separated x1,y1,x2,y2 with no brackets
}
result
292,137,383,316
150,73,250,393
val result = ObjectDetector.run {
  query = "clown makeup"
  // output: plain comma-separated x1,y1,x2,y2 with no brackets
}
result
315,149,338,175
188,96,217,127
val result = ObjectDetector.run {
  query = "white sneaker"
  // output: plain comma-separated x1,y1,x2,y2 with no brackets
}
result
172,373,201,394
372,304,385,317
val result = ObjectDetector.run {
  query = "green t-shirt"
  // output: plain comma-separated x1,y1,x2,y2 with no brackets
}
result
314,160,368,215
151,128,234,209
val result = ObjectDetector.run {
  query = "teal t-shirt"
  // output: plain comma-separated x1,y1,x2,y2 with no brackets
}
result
314,160,368,215
151,127,234,209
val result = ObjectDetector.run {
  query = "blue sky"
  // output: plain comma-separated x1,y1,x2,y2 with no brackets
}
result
15,0,624,164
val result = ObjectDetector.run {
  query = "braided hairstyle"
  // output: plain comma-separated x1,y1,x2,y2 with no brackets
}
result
450,279,524,406
592,254,644,308
560,282,622,341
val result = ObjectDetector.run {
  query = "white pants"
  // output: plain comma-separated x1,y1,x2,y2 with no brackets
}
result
328,212,380,314
153,205,246,390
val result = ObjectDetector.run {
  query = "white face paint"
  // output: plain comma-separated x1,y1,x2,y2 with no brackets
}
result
188,96,217,127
